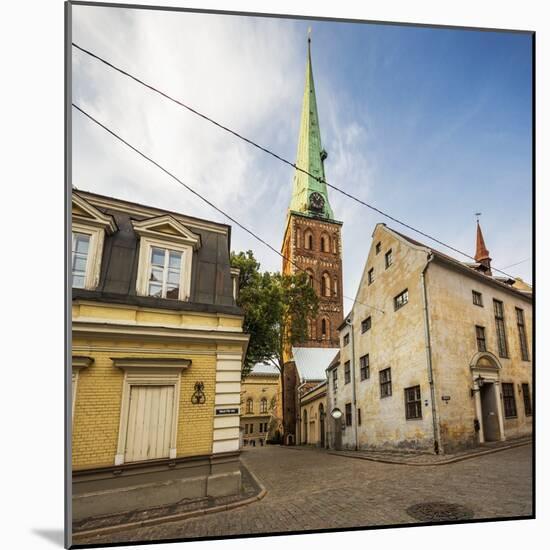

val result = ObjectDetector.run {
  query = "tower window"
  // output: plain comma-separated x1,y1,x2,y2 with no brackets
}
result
321,234,330,253
333,277,338,297
304,230,314,250
321,273,331,297
321,318,330,339
368,268,374,285
375,242,381,255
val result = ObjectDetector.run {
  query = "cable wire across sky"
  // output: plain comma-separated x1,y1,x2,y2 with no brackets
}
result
72,103,385,314
72,42,525,281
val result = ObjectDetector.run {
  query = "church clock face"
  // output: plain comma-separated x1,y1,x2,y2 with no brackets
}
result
309,192,325,212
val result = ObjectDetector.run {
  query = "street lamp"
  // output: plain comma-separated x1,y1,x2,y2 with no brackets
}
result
331,408,343,420
470,375,485,397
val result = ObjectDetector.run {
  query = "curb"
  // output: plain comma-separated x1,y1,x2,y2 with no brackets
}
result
327,439,531,467
72,467,268,542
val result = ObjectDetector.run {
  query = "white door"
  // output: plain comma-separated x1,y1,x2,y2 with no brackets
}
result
125,385,175,462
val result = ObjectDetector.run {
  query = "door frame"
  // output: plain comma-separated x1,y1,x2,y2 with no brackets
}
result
470,351,505,444
112,358,190,465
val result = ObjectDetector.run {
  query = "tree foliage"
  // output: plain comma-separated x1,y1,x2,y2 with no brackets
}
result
230,250,319,377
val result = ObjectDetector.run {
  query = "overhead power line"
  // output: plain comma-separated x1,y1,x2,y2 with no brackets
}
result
72,104,385,314
500,258,531,270
72,42,523,281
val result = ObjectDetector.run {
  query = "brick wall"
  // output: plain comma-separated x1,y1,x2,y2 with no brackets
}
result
72,339,218,469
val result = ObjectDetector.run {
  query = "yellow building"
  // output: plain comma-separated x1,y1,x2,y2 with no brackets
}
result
240,363,280,447
71,190,249,519
299,381,327,447
328,222,532,454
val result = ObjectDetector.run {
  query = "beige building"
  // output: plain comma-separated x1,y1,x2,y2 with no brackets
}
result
240,363,280,447
328,222,532,454
299,381,327,447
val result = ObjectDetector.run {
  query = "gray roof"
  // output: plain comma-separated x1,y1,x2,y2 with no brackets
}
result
291,347,339,382
250,362,280,375
72,190,240,315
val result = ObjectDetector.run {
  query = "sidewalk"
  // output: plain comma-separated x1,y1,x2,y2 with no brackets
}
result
72,463,266,541
327,436,532,466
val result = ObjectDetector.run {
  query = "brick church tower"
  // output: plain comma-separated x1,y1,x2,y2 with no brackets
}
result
281,34,344,349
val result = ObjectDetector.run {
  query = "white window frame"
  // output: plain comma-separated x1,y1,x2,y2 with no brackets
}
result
133,215,200,302
113,358,191,466
136,237,193,301
72,222,105,290
72,192,117,290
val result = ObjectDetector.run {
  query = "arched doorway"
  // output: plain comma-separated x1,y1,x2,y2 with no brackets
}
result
319,403,325,447
470,351,505,444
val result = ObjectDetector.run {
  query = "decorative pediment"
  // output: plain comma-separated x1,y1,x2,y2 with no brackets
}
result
470,351,501,371
72,193,117,234
132,215,201,250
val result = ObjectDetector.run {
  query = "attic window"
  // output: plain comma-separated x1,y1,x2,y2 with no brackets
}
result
148,247,182,299
72,232,90,289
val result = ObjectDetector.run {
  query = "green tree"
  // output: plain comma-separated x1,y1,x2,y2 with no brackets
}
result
230,250,319,378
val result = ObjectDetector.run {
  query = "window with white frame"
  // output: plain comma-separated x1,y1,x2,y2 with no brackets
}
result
71,193,117,290
133,215,200,301
72,232,91,289
148,247,183,299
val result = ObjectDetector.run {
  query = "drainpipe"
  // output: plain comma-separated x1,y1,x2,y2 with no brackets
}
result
346,315,359,451
421,254,441,455
297,380,308,445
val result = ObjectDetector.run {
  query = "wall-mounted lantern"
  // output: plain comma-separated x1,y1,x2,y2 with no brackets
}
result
191,381,206,404
470,376,485,397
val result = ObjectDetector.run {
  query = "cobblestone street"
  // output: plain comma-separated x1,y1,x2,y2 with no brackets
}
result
77,444,532,545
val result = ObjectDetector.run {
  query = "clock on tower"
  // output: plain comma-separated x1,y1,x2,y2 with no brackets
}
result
309,192,325,212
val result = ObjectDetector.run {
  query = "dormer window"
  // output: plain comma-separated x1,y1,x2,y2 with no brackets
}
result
148,247,183,299
71,232,91,289
133,214,201,302
71,192,117,290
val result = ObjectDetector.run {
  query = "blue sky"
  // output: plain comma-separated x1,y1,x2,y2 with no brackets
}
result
72,7,533,302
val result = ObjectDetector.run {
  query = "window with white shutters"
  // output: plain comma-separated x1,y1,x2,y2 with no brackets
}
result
124,385,175,462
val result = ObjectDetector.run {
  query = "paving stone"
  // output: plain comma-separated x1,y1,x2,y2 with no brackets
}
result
76,444,533,545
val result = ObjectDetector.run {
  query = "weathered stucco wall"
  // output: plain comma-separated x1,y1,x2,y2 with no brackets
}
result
335,225,436,451
426,260,532,451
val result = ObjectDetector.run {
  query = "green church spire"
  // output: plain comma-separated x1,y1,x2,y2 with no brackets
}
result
288,31,334,220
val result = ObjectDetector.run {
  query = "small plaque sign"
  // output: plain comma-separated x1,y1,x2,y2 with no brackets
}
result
441,396,451,401
216,407,239,415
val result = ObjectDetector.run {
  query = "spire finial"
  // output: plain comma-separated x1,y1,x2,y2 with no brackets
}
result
307,26,312,43
474,215,492,274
